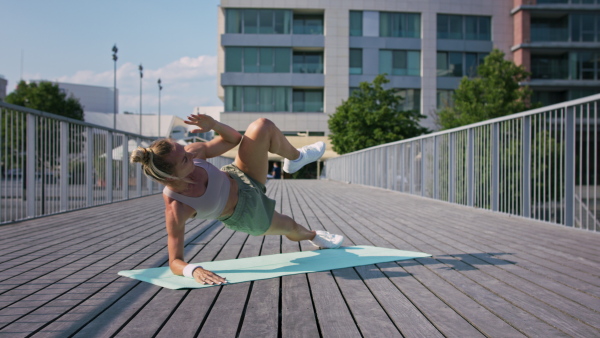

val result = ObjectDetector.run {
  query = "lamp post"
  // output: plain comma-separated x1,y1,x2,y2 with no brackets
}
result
139,64,143,135
157,78,162,137
112,44,118,130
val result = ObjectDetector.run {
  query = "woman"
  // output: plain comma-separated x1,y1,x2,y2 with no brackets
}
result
130,114,343,286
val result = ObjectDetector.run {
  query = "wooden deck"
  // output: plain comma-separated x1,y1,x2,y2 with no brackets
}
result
0,179,599,337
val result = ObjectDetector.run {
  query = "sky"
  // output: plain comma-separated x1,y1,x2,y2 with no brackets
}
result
1,0,222,121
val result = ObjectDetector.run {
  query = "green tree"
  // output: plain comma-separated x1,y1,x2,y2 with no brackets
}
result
5,81,84,120
437,49,540,130
328,74,429,155
3,81,85,183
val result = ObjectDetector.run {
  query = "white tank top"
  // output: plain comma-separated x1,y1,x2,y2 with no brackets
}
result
162,159,231,220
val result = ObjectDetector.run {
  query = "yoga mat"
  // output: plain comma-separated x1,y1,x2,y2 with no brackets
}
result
118,245,431,290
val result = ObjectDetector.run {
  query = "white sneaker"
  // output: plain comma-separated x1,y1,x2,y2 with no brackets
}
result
310,230,344,249
283,141,326,174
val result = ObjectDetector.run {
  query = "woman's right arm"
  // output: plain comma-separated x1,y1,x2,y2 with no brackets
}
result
165,198,227,285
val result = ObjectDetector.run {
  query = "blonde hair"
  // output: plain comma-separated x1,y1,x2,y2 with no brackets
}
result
130,139,178,183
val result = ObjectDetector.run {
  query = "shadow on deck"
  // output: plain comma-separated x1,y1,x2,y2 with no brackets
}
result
0,180,598,337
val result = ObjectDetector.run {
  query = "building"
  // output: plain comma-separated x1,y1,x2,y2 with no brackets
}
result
54,82,118,114
217,0,514,134
85,112,190,139
512,0,600,106
0,75,7,101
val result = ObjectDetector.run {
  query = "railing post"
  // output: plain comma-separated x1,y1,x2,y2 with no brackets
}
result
60,121,69,211
421,139,425,196
26,114,36,218
123,135,129,200
565,107,575,227
433,135,439,199
492,123,499,211
449,133,455,204
86,128,94,206
106,132,113,203
467,129,474,207
410,141,415,195
522,116,531,218
136,138,142,197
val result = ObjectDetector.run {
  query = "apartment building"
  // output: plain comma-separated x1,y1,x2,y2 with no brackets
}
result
217,0,597,136
513,0,600,106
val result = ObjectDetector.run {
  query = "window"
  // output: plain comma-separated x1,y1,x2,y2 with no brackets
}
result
571,51,599,80
437,52,488,77
293,90,324,112
225,9,292,34
379,50,420,76
531,54,569,79
436,90,454,109
380,12,421,38
293,14,324,35
350,11,363,36
349,49,363,74
395,89,421,112
571,14,599,42
225,86,291,112
225,47,291,73
531,16,568,42
437,14,491,40
293,52,324,73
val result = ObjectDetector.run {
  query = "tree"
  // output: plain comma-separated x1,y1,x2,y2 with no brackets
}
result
328,74,429,155
2,81,85,184
5,81,84,120
437,49,540,130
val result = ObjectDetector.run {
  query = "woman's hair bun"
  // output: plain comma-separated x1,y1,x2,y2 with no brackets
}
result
130,147,151,164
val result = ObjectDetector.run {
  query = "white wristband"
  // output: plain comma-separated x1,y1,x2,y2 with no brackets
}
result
183,264,201,278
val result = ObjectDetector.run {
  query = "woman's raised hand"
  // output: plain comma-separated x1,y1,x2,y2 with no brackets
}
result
185,113,216,134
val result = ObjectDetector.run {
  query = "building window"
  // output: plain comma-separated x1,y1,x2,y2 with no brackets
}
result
379,50,420,76
531,54,569,79
349,49,363,74
293,14,324,35
571,52,600,80
437,14,491,40
436,90,454,109
531,16,568,42
350,11,363,36
437,52,487,77
293,52,324,73
571,14,599,42
225,86,291,112
292,90,324,112
380,12,421,38
225,9,292,34
225,47,291,73
395,89,421,112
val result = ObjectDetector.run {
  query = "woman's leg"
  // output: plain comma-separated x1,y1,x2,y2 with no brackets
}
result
234,118,299,184
263,211,316,241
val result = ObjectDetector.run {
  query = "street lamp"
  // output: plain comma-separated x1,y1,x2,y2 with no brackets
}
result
112,44,118,130
139,64,143,135
157,78,162,137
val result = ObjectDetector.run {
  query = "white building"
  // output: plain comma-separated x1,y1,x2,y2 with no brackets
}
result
217,0,514,134
85,112,190,140
52,82,118,114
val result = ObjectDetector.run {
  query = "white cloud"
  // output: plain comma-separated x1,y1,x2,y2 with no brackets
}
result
55,55,220,119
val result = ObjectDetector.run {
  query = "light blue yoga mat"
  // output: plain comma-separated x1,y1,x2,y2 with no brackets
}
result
118,245,431,290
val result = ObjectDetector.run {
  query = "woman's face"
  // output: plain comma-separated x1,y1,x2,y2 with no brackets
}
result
165,141,195,179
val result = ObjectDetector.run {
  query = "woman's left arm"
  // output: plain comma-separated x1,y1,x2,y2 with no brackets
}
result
184,114,242,158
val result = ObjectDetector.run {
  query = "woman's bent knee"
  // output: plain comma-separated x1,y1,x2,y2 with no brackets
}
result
247,118,274,135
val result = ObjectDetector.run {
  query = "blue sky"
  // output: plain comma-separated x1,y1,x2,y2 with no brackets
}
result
1,0,222,120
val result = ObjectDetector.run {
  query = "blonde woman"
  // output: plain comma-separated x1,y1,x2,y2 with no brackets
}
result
130,114,343,285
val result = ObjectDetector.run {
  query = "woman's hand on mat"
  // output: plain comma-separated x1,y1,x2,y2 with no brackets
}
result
185,113,216,134
193,267,227,285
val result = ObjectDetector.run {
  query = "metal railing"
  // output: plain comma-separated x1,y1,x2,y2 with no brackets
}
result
326,94,599,232
0,102,233,224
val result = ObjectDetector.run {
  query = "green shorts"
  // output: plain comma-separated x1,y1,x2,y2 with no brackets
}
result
217,164,276,236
